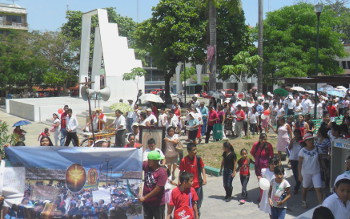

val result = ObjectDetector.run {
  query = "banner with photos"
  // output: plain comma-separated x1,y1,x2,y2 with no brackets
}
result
2,147,143,219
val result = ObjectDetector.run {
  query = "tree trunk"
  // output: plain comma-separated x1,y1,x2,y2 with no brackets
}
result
164,71,173,104
208,0,217,91
257,0,264,94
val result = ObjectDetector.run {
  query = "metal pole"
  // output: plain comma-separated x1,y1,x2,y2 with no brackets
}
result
85,77,96,145
314,12,321,119
184,61,187,105
257,0,264,94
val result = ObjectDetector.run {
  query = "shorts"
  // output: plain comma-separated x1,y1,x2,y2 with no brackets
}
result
165,156,178,165
302,172,322,188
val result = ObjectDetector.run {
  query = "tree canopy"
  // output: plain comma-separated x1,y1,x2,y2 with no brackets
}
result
263,3,346,80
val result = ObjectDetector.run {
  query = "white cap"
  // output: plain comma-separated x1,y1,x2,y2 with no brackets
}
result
334,173,350,187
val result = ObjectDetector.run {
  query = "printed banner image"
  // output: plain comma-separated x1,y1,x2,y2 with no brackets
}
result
3,147,143,219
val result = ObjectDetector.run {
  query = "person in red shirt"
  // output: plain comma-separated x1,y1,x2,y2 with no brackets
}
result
167,172,199,219
140,151,167,219
235,104,246,137
124,134,142,148
327,102,338,121
179,143,207,216
236,148,253,200
60,105,69,146
205,106,219,143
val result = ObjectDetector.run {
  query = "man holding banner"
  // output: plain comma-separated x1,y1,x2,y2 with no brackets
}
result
140,151,167,219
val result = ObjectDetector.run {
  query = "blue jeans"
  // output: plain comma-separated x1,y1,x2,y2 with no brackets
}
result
271,207,286,219
195,186,203,216
290,160,301,192
201,117,207,135
223,169,233,198
126,118,133,132
60,128,67,146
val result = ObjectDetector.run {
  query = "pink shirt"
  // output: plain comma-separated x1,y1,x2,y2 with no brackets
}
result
208,110,218,126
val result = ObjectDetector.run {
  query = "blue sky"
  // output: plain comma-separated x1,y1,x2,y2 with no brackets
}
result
3,0,327,31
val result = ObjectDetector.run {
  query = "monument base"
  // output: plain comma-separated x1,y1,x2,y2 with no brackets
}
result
6,97,114,122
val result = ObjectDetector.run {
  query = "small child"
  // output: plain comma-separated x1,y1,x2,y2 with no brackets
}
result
322,174,350,219
167,171,199,219
259,157,279,215
268,166,291,219
38,128,50,142
236,148,253,200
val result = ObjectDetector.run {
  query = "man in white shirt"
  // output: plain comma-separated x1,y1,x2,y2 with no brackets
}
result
166,110,179,129
286,95,296,115
276,103,285,120
126,99,134,132
145,108,157,125
65,108,79,146
301,95,312,115
110,110,126,147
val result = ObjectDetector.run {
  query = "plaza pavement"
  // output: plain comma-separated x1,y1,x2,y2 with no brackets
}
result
0,108,320,218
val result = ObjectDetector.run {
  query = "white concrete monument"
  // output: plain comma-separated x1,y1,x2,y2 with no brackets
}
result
79,9,144,101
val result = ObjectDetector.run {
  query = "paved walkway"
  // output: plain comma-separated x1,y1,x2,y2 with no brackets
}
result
0,109,320,218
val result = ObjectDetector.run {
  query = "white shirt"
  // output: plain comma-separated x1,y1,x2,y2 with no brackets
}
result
112,115,126,130
166,116,179,129
295,105,303,115
248,111,258,124
286,99,296,110
158,113,168,127
301,99,312,114
145,114,157,124
66,115,78,132
323,193,350,219
277,107,285,118
270,179,291,208
127,104,134,118
142,148,165,161
289,141,302,161
92,113,107,130
298,147,320,175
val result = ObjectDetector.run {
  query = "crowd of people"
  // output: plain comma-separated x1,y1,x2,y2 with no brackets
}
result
7,87,350,218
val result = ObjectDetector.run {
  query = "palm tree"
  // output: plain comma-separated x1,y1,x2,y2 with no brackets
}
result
257,0,263,94
207,0,242,91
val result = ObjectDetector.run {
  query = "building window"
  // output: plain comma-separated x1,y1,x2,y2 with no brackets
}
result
6,15,22,23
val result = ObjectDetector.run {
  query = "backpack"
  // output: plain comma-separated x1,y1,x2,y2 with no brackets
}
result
196,155,203,186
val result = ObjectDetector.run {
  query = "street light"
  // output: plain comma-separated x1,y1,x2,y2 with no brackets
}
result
314,3,323,119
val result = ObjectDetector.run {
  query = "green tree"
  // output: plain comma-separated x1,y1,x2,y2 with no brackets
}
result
263,3,346,80
180,67,197,82
0,31,48,90
40,32,79,92
134,0,207,103
222,49,262,81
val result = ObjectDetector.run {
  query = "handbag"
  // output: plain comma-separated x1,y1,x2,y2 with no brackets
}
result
174,191,194,219
175,141,184,152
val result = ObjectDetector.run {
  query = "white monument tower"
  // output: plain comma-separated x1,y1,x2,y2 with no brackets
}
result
79,9,144,101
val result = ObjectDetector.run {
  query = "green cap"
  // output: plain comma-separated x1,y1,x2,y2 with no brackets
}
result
147,151,164,160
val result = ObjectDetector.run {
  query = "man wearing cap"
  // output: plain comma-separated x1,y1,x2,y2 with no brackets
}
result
109,110,126,147
140,151,167,219
126,99,134,132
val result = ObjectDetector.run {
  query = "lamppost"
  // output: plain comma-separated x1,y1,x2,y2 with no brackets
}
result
314,3,323,119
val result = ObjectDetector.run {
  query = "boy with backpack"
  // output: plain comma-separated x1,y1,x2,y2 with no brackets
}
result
179,143,207,216
167,172,199,219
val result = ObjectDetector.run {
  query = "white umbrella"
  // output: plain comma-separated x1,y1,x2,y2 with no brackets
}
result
318,84,334,92
336,86,347,91
306,90,315,94
234,101,253,108
291,86,305,92
138,94,164,103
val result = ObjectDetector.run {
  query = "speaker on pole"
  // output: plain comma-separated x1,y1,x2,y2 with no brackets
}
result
81,86,96,101
97,87,110,101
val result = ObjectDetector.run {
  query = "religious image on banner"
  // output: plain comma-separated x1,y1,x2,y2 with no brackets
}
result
2,147,143,219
